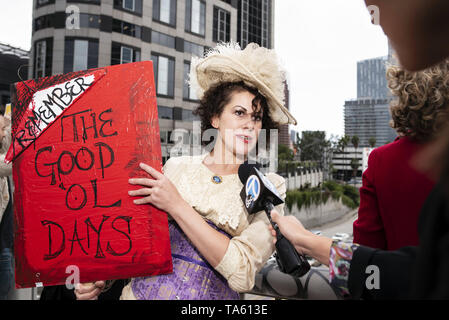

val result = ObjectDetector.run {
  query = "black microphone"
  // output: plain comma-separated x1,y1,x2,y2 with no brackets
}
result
238,162,311,278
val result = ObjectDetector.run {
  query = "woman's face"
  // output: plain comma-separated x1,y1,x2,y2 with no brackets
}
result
211,89,263,159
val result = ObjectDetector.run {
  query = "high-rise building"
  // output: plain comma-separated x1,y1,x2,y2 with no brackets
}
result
278,79,291,148
290,129,297,145
236,0,274,49
344,53,397,148
344,98,396,147
357,56,388,99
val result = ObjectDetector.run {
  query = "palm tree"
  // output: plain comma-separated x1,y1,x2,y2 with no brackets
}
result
350,158,359,186
351,135,359,151
351,135,360,183
338,135,350,183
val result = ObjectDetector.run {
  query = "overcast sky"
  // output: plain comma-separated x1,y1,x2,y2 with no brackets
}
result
0,0,388,138
274,1,388,137
0,0,32,50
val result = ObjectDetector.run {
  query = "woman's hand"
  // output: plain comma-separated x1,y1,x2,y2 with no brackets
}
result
74,281,105,300
269,210,333,266
269,210,313,255
128,162,187,216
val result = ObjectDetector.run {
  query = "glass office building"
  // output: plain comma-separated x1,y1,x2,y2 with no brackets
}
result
344,98,397,147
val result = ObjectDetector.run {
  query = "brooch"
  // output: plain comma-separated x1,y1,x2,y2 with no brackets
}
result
211,175,223,184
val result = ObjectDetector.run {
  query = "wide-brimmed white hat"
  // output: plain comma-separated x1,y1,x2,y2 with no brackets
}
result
189,42,297,125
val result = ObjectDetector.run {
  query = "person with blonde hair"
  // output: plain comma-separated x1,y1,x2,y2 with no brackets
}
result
353,59,449,250
269,60,449,299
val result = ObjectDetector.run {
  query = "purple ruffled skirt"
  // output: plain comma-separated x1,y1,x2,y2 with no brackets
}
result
131,220,240,300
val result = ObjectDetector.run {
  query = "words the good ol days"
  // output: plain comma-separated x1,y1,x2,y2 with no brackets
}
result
31,88,134,261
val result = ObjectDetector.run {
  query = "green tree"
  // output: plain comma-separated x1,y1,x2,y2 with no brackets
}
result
350,158,359,186
338,135,350,182
296,131,329,164
324,134,340,181
278,144,294,175
278,144,294,161
368,137,377,148
351,135,360,183
351,135,359,151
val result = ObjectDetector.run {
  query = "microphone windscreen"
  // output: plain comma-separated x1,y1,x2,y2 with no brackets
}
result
238,160,260,184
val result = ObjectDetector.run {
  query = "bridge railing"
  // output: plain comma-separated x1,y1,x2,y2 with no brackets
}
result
246,257,343,300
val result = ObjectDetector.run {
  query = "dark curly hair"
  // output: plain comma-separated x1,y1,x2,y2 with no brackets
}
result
193,81,280,146
387,58,449,142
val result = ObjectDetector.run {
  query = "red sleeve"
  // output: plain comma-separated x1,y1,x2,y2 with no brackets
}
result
353,149,387,249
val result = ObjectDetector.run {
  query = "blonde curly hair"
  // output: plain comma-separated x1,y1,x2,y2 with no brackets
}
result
387,59,449,142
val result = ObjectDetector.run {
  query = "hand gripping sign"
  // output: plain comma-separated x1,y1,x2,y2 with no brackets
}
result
7,62,173,288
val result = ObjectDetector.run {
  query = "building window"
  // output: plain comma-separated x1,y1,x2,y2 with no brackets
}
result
182,109,195,121
36,0,55,8
262,0,269,47
64,38,99,73
123,0,134,11
153,0,177,26
213,6,230,43
184,40,204,57
111,42,141,65
121,46,133,64
151,53,175,97
151,30,175,48
62,13,101,29
73,40,88,71
113,0,142,15
66,0,101,4
34,38,53,78
35,41,47,78
240,0,249,48
112,19,141,38
239,0,271,48
34,15,53,32
79,13,101,29
185,0,205,36
160,130,173,144
158,106,173,119
183,62,197,101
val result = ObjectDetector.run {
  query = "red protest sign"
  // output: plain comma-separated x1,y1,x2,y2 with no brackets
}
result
9,62,172,288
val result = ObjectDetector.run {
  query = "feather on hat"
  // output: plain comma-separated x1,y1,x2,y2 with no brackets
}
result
189,42,297,125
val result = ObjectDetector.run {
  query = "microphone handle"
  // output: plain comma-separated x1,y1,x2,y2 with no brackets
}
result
264,202,311,277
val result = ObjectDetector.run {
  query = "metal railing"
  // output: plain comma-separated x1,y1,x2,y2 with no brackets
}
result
247,257,342,300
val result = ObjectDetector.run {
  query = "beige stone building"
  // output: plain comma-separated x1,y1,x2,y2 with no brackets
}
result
30,0,275,162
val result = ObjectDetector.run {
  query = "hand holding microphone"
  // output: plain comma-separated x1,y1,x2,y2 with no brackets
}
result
269,210,310,254
238,162,310,278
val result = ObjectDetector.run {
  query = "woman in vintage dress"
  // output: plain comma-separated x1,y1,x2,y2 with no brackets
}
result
75,42,297,300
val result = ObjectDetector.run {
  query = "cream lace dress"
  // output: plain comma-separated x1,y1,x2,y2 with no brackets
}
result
120,152,286,299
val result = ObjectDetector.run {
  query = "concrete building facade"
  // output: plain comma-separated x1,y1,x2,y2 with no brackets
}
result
331,146,373,183
30,0,276,163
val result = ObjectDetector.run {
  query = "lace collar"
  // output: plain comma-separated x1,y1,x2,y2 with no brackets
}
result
177,153,245,231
